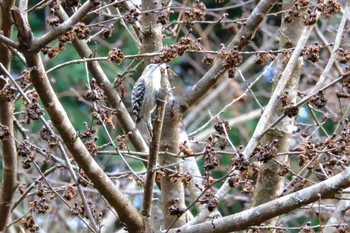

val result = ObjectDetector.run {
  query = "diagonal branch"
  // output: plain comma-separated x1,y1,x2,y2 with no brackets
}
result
31,0,94,51
166,167,350,233
178,0,278,111
142,85,169,219
55,5,149,152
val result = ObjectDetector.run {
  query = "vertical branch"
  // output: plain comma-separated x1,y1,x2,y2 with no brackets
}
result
140,0,187,228
142,86,169,221
251,0,304,230
0,0,17,231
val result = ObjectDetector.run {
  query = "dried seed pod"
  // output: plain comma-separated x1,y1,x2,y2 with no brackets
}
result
310,91,327,108
108,48,124,64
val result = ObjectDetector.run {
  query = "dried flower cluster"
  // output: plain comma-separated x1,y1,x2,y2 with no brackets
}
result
255,52,276,65
22,214,39,232
85,78,104,101
23,92,44,124
213,119,231,149
302,43,320,63
310,90,327,108
152,35,202,63
219,46,243,78
284,0,310,24
337,48,350,64
125,8,141,25
256,139,278,163
179,141,193,157
40,124,60,148
17,140,35,169
107,48,125,64
0,82,16,102
184,0,206,23
203,136,220,170
169,171,193,186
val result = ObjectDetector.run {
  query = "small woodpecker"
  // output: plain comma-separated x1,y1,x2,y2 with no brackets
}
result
131,63,162,132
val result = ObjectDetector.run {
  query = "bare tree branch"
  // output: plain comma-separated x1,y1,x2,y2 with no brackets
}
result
31,1,94,52
55,5,149,153
0,0,17,231
178,0,278,110
142,84,169,221
166,167,350,233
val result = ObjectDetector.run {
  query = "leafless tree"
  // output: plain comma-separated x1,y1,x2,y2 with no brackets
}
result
1,0,350,232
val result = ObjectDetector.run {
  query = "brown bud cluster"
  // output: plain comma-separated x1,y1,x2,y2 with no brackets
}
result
17,140,35,169
0,83,16,102
80,122,96,139
202,55,214,66
213,119,231,150
281,50,291,64
280,91,290,107
204,136,220,170
73,22,91,40
284,0,310,24
168,200,184,216
302,43,320,63
23,92,44,124
63,185,76,201
92,107,116,128
116,134,128,149
22,214,39,232
231,154,249,172
304,9,317,26
46,16,60,27
284,103,299,118
30,197,50,214
219,46,243,78
40,124,60,148
337,48,350,64
58,30,75,44
169,171,193,186
72,201,85,215
101,24,115,39
157,9,171,25
277,161,290,176
228,172,240,188
184,0,206,23
85,137,98,157
341,67,350,90
90,0,102,10
179,141,193,157
108,48,124,64
256,139,278,163
310,90,327,108
85,78,104,101
125,8,140,25
20,69,32,88
298,141,317,169
255,52,276,65
152,36,202,63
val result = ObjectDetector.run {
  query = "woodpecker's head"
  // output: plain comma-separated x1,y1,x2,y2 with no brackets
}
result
142,63,162,76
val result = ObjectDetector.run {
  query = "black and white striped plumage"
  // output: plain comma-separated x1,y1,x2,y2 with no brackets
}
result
131,64,162,130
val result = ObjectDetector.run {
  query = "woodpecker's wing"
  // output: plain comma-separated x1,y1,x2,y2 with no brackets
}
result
131,78,146,120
